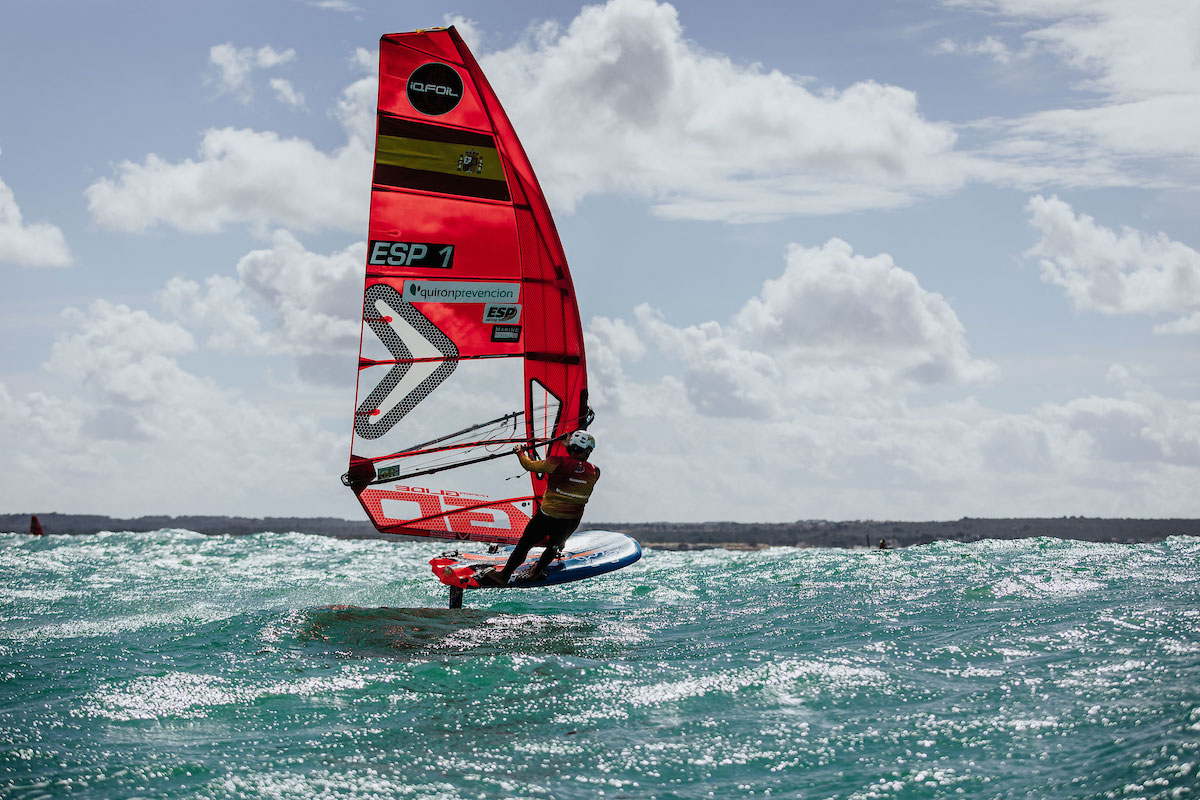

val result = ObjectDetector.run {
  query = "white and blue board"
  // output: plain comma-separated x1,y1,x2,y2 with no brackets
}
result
431,530,641,603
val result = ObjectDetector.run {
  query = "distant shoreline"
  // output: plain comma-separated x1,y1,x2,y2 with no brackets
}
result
5,513,1198,550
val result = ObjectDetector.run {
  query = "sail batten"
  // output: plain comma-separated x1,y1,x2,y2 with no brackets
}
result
359,354,524,366
345,27,588,544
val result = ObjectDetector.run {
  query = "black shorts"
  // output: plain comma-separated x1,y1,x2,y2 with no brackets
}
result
522,511,581,549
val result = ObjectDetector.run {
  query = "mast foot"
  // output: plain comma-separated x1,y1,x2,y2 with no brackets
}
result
448,586,463,610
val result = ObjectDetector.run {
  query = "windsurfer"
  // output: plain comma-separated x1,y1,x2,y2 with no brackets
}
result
482,430,600,585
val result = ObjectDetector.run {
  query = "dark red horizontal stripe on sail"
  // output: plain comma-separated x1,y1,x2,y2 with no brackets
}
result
524,277,573,289
526,351,582,365
377,114,497,148
369,185,506,209
374,163,511,201
359,351,578,368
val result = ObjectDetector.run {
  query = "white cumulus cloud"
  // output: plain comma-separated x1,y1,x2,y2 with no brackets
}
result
159,230,363,382
609,238,996,420
576,240,1196,521
269,78,306,108
935,35,1027,65
85,125,370,234
209,43,298,103
950,0,1200,186
583,312,1200,522
1027,195,1200,333
308,0,357,12
87,50,374,234
47,300,198,411
0,175,71,267
4,299,351,516
80,0,1200,239
90,1,965,232
482,0,966,220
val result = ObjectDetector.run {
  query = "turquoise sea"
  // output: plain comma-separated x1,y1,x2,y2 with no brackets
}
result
1,529,1197,799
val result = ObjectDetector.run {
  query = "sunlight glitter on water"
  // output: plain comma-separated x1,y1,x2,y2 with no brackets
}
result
2,530,1198,799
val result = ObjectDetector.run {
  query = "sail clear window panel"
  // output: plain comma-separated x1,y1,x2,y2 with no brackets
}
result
528,377,563,456
353,357,524,458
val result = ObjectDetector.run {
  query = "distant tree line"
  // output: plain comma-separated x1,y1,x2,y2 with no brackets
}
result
587,518,1200,549
2,514,381,539
5,513,1197,548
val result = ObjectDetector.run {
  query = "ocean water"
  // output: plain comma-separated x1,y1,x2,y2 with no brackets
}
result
1,530,1197,800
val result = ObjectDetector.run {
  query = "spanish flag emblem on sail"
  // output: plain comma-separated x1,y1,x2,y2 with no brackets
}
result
373,115,510,201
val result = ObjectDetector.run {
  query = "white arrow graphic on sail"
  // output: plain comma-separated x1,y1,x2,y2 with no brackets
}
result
355,283,459,440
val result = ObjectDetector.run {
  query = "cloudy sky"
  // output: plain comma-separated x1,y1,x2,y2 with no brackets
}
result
2,0,1198,523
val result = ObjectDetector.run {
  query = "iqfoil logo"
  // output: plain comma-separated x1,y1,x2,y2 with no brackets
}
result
405,280,520,304
407,63,463,116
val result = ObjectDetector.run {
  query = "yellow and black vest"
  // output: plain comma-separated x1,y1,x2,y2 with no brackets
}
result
517,453,600,519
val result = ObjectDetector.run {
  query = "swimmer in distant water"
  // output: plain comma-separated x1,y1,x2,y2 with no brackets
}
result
481,430,600,585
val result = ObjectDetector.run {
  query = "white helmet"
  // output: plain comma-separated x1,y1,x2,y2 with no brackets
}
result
567,430,596,455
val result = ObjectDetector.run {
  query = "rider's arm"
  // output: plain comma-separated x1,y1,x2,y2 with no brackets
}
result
516,450,557,474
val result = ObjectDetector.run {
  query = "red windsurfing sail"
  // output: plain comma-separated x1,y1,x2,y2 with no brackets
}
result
344,27,590,544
